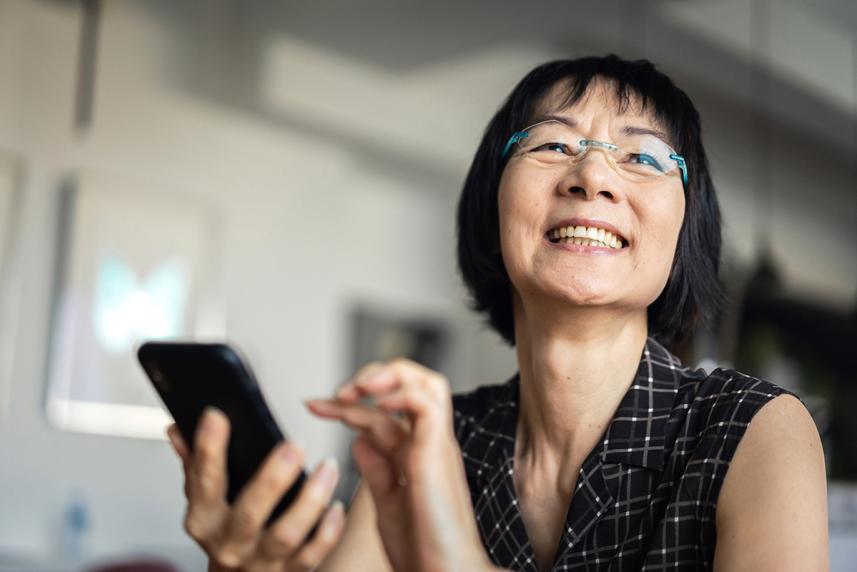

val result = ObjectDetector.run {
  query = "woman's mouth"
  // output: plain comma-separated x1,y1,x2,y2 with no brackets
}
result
546,224,627,249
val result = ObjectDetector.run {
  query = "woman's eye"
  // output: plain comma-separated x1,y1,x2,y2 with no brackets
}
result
533,142,570,154
631,153,665,171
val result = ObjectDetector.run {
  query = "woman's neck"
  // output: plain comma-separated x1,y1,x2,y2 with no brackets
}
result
512,291,648,496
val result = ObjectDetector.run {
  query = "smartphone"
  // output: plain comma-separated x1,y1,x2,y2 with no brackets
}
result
137,341,306,525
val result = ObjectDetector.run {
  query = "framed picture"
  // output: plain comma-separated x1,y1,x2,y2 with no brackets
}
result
335,302,452,501
45,172,225,439
349,304,451,374
0,150,24,418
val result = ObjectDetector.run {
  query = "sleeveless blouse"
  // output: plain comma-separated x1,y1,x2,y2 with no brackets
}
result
451,337,802,571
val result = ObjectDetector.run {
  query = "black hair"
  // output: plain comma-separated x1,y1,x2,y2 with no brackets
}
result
456,54,723,347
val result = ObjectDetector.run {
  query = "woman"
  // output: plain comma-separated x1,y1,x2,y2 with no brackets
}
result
167,55,829,571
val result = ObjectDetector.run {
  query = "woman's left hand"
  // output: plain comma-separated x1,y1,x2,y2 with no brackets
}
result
305,358,497,572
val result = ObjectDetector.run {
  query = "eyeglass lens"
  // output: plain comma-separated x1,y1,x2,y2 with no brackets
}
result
512,121,680,179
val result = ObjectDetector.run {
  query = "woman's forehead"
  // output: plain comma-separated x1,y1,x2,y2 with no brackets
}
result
532,78,667,134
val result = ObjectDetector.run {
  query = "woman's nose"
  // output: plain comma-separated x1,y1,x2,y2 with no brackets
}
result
556,149,620,201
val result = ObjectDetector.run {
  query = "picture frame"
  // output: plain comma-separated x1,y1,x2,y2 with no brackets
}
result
44,172,225,439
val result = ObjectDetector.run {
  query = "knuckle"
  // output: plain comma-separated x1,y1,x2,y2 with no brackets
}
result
195,465,221,495
429,372,448,390
294,548,322,570
270,527,302,553
183,511,207,541
229,504,263,536
194,446,215,469
429,379,450,402
210,545,244,568
195,433,219,458
259,464,293,493
434,372,450,389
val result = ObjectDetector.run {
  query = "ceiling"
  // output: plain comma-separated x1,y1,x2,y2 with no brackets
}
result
125,0,857,174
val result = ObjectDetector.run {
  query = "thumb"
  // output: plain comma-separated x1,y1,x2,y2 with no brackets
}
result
352,434,397,500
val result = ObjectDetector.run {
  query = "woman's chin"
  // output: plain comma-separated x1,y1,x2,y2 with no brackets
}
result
532,280,621,308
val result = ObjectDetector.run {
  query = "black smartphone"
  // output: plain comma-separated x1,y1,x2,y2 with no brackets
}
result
137,341,306,525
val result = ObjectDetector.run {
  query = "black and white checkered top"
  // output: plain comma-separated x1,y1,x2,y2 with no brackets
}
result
452,336,801,571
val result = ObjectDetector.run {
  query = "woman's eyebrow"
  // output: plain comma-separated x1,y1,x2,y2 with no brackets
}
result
532,115,673,145
621,125,673,145
529,113,577,128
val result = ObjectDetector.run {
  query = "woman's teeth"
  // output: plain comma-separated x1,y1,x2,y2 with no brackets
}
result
547,225,625,248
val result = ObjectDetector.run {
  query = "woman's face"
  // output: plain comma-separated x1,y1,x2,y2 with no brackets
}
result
497,79,686,316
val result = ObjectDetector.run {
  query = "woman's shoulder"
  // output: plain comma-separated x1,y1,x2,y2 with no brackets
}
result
669,363,811,472
675,364,805,427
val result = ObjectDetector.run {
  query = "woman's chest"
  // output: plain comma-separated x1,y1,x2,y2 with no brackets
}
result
515,470,580,572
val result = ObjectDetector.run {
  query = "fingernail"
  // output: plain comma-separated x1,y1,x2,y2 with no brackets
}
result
305,399,337,412
317,457,338,487
328,500,345,525
277,443,298,466
202,407,224,433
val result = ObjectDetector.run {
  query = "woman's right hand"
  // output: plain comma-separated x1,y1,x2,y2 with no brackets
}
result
166,407,346,571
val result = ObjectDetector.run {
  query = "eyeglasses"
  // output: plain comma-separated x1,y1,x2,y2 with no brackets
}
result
501,119,688,189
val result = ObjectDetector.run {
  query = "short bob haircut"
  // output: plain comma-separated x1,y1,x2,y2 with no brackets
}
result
456,54,723,347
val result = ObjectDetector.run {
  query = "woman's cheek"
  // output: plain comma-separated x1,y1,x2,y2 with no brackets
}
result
645,209,684,304
500,234,526,287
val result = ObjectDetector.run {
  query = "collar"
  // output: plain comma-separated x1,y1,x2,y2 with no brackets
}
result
464,337,688,474
598,336,686,471
460,337,692,568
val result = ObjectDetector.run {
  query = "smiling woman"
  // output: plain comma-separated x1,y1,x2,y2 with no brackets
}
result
166,54,829,572
459,57,721,349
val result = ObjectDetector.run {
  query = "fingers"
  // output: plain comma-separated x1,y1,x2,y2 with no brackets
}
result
286,501,346,571
305,400,407,456
167,424,192,499
324,358,452,448
256,457,340,559
214,442,306,564
351,435,396,497
339,358,450,408
375,385,435,417
166,423,189,458
184,408,230,546
177,409,347,571
166,424,191,468
335,361,386,401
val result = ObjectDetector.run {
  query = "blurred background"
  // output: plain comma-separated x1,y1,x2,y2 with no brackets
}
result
0,0,855,570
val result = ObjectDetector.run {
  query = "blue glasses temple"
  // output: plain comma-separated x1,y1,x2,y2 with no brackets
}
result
500,131,529,159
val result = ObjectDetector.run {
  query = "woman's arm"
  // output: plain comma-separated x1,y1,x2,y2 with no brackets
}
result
318,481,393,572
713,394,829,571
